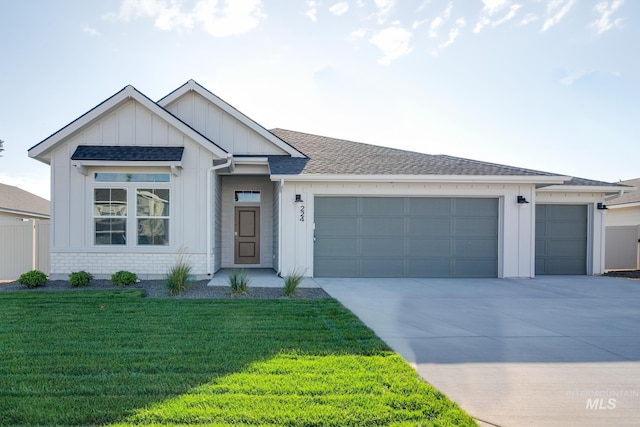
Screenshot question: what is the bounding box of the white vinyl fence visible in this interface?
[0,220,50,280]
[605,225,640,271]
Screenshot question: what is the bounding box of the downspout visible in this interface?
[278,179,284,276]
[207,154,234,276]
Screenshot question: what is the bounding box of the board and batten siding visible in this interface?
[47,99,220,279]
[278,181,539,279]
[164,92,288,156]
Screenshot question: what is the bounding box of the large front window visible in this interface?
[93,173,171,246]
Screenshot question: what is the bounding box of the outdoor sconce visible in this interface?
[517,195,529,204]
[295,194,304,203]
[597,203,608,210]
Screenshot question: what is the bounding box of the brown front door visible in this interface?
[234,207,260,264]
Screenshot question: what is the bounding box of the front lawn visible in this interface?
[0,290,475,426]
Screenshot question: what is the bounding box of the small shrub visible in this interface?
[111,270,138,287]
[283,269,305,297]
[69,271,93,287]
[228,269,250,295]
[166,257,192,296]
[18,270,47,288]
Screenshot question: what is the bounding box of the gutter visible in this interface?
[207,154,234,276]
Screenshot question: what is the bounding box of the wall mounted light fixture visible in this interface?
[517,195,529,204]
[597,202,608,210]
[295,194,304,203]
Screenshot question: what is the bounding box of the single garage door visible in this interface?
[535,204,588,275]
[314,197,498,278]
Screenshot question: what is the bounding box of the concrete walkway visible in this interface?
[316,276,640,427]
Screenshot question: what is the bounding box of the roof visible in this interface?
[606,178,640,206]
[29,85,227,164]
[71,145,184,161]
[269,128,561,177]
[0,183,50,218]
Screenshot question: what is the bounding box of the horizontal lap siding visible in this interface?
[314,197,498,278]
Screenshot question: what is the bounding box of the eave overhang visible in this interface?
[270,174,571,184]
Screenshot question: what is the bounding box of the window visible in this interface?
[93,174,171,246]
[235,191,261,203]
[137,189,169,245]
[94,189,127,245]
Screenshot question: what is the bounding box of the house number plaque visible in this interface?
[299,205,305,222]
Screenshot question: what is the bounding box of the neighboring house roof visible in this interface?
[71,146,184,161]
[0,183,50,218]
[606,178,640,206]
[29,85,228,163]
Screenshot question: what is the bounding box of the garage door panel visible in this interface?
[546,222,586,238]
[455,239,498,257]
[407,259,452,277]
[361,259,404,277]
[315,197,498,278]
[408,239,451,256]
[361,238,404,256]
[407,218,451,236]
[543,240,587,256]
[361,197,405,215]
[539,258,585,275]
[314,238,357,257]
[361,217,404,235]
[455,218,498,236]
[408,198,452,216]
[455,259,498,277]
[315,197,357,215]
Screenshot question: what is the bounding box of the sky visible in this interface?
[0,0,637,200]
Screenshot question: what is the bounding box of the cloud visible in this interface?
[560,70,593,85]
[590,0,624,34]
[440,18,465,49]
[369,26,412,65]
[542,0,576,32]
[474,0,522,33]
[429,2,452,38]
[305,0,318,21]
[519,13,538,25]
[82,26,101,37]
[329,2,349,16]
[105,0,266,37]
[374,0,395,24]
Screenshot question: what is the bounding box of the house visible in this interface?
[605,178,640,270]
[28,80,626,280]
[0,183,50,221]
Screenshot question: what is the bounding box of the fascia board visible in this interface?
[608,202,640,210]
[159,80,306,158]
[270,174,570,184]
[0,208,49,219]
[72,160,183,168]
[29,86,228,163]
[536,185,628,194]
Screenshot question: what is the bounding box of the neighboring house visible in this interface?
[28,80,626,280]
[605,178,640,270]
[0,183,50,221]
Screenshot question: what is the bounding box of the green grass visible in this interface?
[0,291,475,426]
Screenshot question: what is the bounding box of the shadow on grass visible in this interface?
[0,290,474,426]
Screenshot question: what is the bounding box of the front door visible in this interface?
[234,207,260,264]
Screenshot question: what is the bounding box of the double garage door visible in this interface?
[314,198,589,278]
[314,197,499,278]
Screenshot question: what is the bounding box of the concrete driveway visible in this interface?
[316,276,640,427]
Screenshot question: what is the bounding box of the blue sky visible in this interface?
[1,0,637,199]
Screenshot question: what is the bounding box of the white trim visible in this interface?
[271,174,570,184]
[29,85,228,163]
[536,185,625,193]
[72,160,183,176]
[0,208,49,219]
[158,80,306,158]
[608,202,640,209]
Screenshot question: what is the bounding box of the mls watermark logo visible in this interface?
[566,389,639,410]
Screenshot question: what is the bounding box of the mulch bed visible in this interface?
[603,270,640,279]
[0,279,331,300]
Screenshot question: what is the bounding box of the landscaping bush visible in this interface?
[283,269,305,297]
[17,270,47,288]
[69,271,92,287]
[228,269,249,295]
[166,258,192,296]
[111,270,138,287]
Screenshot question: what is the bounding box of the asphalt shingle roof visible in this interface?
[71,145,184,162]
[606,178,640,205]
[0,184,50,217]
